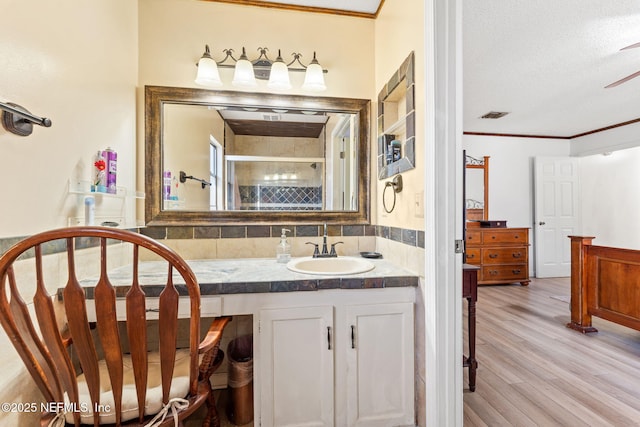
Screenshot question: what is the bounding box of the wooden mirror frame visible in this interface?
[465,155,489,221]
[145,85,371,226]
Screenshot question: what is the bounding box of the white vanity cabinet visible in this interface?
[343,302,415,427]
[259,301,414,427]
[259,305,335,427]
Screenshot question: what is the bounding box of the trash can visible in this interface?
[227,335,253,425]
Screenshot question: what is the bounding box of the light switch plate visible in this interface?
[415,192,424,218]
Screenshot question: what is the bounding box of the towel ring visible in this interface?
[383,174,403,213]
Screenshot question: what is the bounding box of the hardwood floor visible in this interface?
[463,277,640,426]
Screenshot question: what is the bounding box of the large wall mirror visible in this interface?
[145,86,370,225]
[465,154,489,221]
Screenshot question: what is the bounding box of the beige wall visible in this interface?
[374,0,426,232]
[164,103,222,210]
[137,0,376,205]
[374,2,427,425]
[0,1,137,421]
[0,0,138,238]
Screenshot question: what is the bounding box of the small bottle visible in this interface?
[93,150,107,192]
[163,171,172,200]
[391,139,402,162]
[276,228,291,263]
[84,196,95,226]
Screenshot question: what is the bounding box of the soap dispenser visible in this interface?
[276,228,291,263]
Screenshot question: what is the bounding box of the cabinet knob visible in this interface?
[489,253,498,259]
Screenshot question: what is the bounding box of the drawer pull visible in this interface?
[512,252,522,258]
[489,253,498,259]
[489,270,498,275]
[512,269,521,274]
[467,253,475,259]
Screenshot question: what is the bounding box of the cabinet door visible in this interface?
[260,306,334,427]
[345,302,414,427]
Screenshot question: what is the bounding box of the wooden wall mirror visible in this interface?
[145,86,370,226]
[465,154,489,221]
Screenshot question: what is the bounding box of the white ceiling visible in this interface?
[464,0,640,138]
[213,0,640,138]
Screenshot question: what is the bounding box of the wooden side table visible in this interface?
[463,263,479,391]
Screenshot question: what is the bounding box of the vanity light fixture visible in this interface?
[195,45,327,91]
[195,45,222,87]
[268,50,292,90]
[232,48,258,88]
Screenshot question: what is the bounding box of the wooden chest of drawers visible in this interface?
[465,227,530,286]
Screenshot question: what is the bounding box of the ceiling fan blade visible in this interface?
[621,41,640,50]
[605,69,640,88]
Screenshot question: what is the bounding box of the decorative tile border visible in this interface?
[0,235,119,261]
[0,224,424,259]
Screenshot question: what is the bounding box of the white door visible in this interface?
[344,303,414,427]
[259,306,334,427]
[534,156,580,277]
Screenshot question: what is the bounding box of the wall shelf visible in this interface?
[383,116,407,136]
[67,180,145,228]
[68,180,145,199]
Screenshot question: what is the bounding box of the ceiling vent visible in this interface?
[480,111,509,119]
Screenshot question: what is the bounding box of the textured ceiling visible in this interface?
[464,0,640,138]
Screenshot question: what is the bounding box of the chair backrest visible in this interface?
[0,226,201,426]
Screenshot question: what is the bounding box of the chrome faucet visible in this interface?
[306,223,343,258]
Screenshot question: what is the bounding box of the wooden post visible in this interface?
[566,236,598,333]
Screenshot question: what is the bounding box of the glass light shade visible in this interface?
[302,62,326,92]
[195,56,222,87]
[267,61,292,90]
[232,58,258,88]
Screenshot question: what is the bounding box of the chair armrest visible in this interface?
[198,316,232,354]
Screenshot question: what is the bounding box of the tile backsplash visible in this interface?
[0,225,424,273]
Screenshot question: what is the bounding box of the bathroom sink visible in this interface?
[286,256,375,275]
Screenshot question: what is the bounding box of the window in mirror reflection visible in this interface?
[162,103,359,212]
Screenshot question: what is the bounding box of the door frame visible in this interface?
[425,0,463,425]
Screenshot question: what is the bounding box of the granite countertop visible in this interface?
[73,257,419,298]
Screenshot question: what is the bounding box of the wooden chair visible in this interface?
[0,226,231,427]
